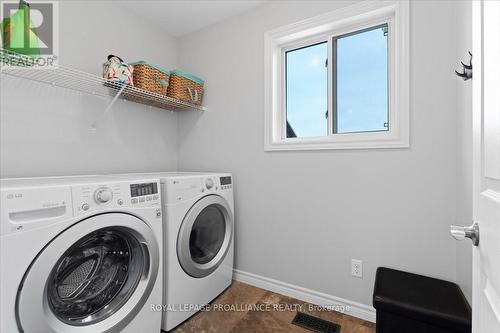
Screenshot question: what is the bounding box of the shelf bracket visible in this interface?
[90,85,126,129]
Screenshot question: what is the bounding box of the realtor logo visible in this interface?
[1,0,59,66]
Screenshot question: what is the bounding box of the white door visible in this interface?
[472,1,500,332]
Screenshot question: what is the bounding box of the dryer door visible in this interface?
[177,195,233,278]
[16,213,160,333]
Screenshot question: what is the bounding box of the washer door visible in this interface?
[177,195,233,278]
[16,213,159,333]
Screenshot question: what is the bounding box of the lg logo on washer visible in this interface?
[6,193,22,199]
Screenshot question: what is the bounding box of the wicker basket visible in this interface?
[131,61,170,96]
[167,70,204,105]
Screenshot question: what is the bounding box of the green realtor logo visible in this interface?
[1,0,54,56]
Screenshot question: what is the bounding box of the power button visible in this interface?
[82,203,90,211]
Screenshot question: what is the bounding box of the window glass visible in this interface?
[189,205,226,264]
[47,228,144,325]
[335,25,389,133]
[285,42,328,138]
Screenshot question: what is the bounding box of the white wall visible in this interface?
[0,1,178,178]
[177,0,462,307]
[454,0,473,302]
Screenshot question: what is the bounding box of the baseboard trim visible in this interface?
[233,269,376,323]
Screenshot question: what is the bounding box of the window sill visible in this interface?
[264,131,410,151]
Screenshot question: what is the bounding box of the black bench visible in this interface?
[373,267,471,333]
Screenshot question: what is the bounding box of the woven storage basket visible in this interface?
[167,70,204,105]
[131,61,170,96]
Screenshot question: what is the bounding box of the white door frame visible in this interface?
[471,1,500,332]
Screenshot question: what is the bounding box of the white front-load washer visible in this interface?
[111,172,234,331]
[0,175,163,333]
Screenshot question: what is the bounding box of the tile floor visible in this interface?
[172,281,375,333]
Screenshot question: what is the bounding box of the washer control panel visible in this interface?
[129,181,160,205]
[73,179,161,215]
[94,187,113,204]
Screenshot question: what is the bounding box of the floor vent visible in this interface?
[291,312,341,333]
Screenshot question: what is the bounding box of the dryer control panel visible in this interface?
[219,176,232,190]
[164,174,233,204]
[73,180,161,216]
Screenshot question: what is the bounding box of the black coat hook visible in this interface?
[456,51,472,80]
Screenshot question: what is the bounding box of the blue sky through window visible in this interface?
[336,26,388,133]
[286,42,328,138]
[285,26,388,137]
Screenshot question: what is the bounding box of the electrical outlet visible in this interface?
[351,259,363,278]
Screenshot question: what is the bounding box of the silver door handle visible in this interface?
[450,222,479,246]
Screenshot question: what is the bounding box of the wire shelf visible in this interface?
[0,48,207,112]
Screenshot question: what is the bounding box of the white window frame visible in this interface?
[264,1,410,151]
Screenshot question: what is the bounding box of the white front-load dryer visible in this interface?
[0,175,163,333]
[110,172,234,331]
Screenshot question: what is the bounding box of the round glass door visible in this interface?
[190,206,226,264]
[47,227,144,326]
[178,195,233,278]
[16,213,159,333]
